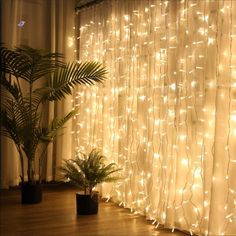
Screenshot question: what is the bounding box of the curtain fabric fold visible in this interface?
[75,0,236,235]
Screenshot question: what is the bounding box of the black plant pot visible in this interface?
[76,192,99,215]
[21,183,42,204]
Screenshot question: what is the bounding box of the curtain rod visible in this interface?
[75,0,104,11]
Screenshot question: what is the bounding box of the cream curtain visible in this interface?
[0,0,75,187]
[75,0,236,235]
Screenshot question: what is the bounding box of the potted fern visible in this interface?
[60,149,121,215]
[0,45,107,204]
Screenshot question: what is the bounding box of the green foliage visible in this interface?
[0,45,107,184]
[60,149,121,195]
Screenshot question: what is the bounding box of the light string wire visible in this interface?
[183,1,200,234]
[128,0,137,212]
[172,0,180,230]
[164,1,171,227]
[178,1,193,233]
[155,1,164,226]
[152,1,158,224]
[223,0,233,234]
[208,1,222,234]
[145,0,153,217]
[199,1,208,235]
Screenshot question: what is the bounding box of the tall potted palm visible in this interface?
[0,45,107,204]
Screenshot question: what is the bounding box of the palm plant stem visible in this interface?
[18,147,25,183]
[38,143,50,183]
[28,159,33,183]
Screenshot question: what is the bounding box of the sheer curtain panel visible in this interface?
[75,0,236,235]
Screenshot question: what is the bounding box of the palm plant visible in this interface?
[0,45,107,185]
[61,149,121,195]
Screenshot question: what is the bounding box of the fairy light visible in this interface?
[74,0,236,235]
[67,36,74,47]
[208,37,214,45]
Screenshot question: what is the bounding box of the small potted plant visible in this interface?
[60,149,121,215]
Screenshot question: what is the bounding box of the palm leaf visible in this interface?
[14,45,65,82]
[40,107,79,142]
[0,74,21,100]
[45,61,107,101]
[0,108,21,145]
[1,45,65,83]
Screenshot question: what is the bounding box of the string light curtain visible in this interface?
[74,0,236,235]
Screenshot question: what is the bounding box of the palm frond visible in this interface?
[40,108,79,142]
[45,61,107,101]
[1,45,65,83]
[0,74,21,100]
[0,46,28,79]
[0,108,21,145]
[0,97,41,160]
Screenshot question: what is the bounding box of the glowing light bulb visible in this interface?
[232,70,236,78]
[67,36,74,47]
[139,95,146,101]
[163,96,167,103]
[170,83,176,91]
[180,135,186,141]
[191,80,197,87]
[155,52,161,60]
[162,212,166,220]
[231,115,236,122]
[208,37,214,45]
[181,159,188,166]
[154,153,160,159]
[218,64,223,71]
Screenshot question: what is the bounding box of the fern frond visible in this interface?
[60,149,121,194]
